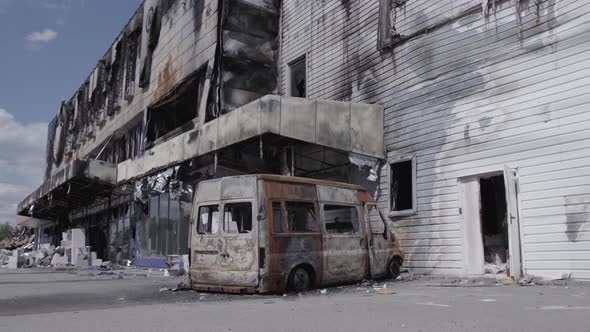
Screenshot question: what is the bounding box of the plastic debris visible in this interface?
[518,275,536,286]
[375,288,396,295]
[320,289,327,295]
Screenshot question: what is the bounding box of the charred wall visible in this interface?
[217,0,281,114]
[280,0,590,279]
[44,0,220,180]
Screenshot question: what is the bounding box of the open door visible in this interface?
[365,204,390,279]
[503,166,523,278]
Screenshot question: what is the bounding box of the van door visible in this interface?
[191,203,222,286]
[321,204,366,284]
[365,204,390,278]
[217,200,259,287]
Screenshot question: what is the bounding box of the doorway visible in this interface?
[460,167,522,277]
[480,175,509,274]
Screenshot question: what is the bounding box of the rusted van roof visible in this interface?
[255,174,366,191]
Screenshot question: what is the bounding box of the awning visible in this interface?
[17,159,117,220]
[118,95,384,182]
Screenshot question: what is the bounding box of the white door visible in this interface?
[503,166,523,278]
[460,177,485,275]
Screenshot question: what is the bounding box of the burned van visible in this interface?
[189,175,404,293]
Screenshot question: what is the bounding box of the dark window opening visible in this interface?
[272,201,283,234]
[224,202,253,234]
[125,30,141,99]
[378,0,407,50]
[390,160,413,212]
[286,201,317,232]
[146,70,206,148]
[198,205,220,234]
[97,121,142,164]
[107,40,124,115]
[324,205,360,234]
[288,56,306,98]
[480,175,509,266]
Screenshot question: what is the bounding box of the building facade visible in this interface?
[279,0,590,280]
[19,0,590,279]
[17,0,384,268]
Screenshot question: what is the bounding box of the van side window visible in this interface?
[198,205,220,234]
[224,202,252,234]
[272,202,283,233]
[324,205,360,234]
[286,201,317,232]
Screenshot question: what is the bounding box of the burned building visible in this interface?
[18,0,590,280]
[277,0,590,280]
[17,0,384,268]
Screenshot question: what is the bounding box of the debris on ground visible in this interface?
[397,269,414,281]
[484,262,507,275]
[375,288,396,295]
[0,227,34,251]
[497,276,515,286]
[518,275,536,286]
[175,274,192,291]
[320,289,327,295]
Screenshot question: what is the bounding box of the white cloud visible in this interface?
[0,109,47,224]
[25,28,58,43]
[0,184,30,224]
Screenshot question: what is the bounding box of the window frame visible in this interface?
[286,54,307,98]
[271,199,320,235]
[221,200,255,236]
[321,203,362,235]
[377,0,406,50]
[388,154,417,217]
[196,204,221,235]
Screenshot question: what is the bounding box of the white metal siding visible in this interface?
[281,0,590,279]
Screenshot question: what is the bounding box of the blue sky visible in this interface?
[0,0,142,223]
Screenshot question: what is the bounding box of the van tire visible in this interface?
[388,259,401,280]
[288,267,312,292]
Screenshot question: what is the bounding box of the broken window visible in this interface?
[125,31,141,99]
[139,193,191,258]
[390,157,416,214]
[287,56,306,98]
[378,0,407,50]
[139,3,161,88]
[223,202,253,234]
[272,201,283,234]
[286,201,317,232]
[146,70,206,148]
[198,205,220,234]
[108,204,132,263]
[324,205,360,234]
[107,41,124,115]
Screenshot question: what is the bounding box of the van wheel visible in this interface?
[289,267,312,292]
[389,259,401,280]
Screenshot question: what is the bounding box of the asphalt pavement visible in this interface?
[0,269,589,332]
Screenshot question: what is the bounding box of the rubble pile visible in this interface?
[0,227,34,251]
[0,228,106,270]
